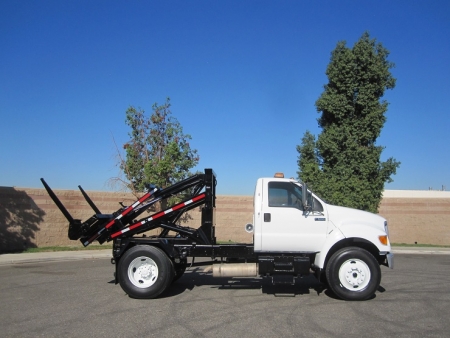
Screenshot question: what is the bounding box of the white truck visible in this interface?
[41,168,393,301]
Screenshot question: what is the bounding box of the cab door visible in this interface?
[260,180,328,252]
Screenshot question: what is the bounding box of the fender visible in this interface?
[339,222,391,252]
[314,222,391,269]
[314,223,345,269]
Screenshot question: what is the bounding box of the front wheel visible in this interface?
[118,245,174,299]
[325,247,381,301]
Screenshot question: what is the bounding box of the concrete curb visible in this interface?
[391,247,450,255]
[0,250,112,266]
[0,247,449,266]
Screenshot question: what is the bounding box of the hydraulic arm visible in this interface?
[41,169,217,247]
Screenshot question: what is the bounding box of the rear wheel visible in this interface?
[118,245,174,299]
[326,247,381,301]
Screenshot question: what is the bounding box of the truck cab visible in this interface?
[253,175,329,252]
[252,173,393,299]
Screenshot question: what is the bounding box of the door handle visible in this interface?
[264,213,271,222]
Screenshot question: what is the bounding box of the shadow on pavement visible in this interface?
[159,267,330,299]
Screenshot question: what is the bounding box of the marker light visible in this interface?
[274,172,284,178]
[379,235,389,246]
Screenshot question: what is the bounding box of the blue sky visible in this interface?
[1,0,449,195]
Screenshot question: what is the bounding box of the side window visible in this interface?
[268,182,303,210]
[268,181,324,213]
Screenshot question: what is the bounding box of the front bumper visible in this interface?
[386,252,394,269]
[380,251,394,268]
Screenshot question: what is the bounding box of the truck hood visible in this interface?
[326,204,386,233]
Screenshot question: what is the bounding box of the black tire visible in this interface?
[325,247,381,301]
[172,258,187,283]
[118,245,174,299]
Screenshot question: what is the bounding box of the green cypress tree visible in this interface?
[297,32,400,213]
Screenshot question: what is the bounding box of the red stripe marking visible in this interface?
[129,221,143,231]
[172,204,184,211]
[138,192,152,203]
[120,205,133,217]
[111,233,119,239]
[105,191,153,229]
[110,193,206,239]
[110,232,120,239]
[192,193,206,202]
[153,211,165,219]
[105,220,115,229]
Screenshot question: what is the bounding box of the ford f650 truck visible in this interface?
[41,168,393,301]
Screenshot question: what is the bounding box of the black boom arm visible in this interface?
[41,169,217,247]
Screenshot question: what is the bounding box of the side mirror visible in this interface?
[301,182,310,215]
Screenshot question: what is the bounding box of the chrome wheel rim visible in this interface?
[338,258,371,291]
[128,256,159,288]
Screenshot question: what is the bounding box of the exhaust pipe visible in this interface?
[212,263,258,278]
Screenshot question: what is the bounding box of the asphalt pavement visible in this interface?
[0,246,449,266]
[1,253,450,337]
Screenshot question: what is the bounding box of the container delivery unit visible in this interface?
[41,168,393,301]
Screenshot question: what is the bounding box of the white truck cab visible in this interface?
[252,173,393,300]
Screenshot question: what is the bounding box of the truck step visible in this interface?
[273,261,294,272]
[272,275,295,285]
[259,256,310,276]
